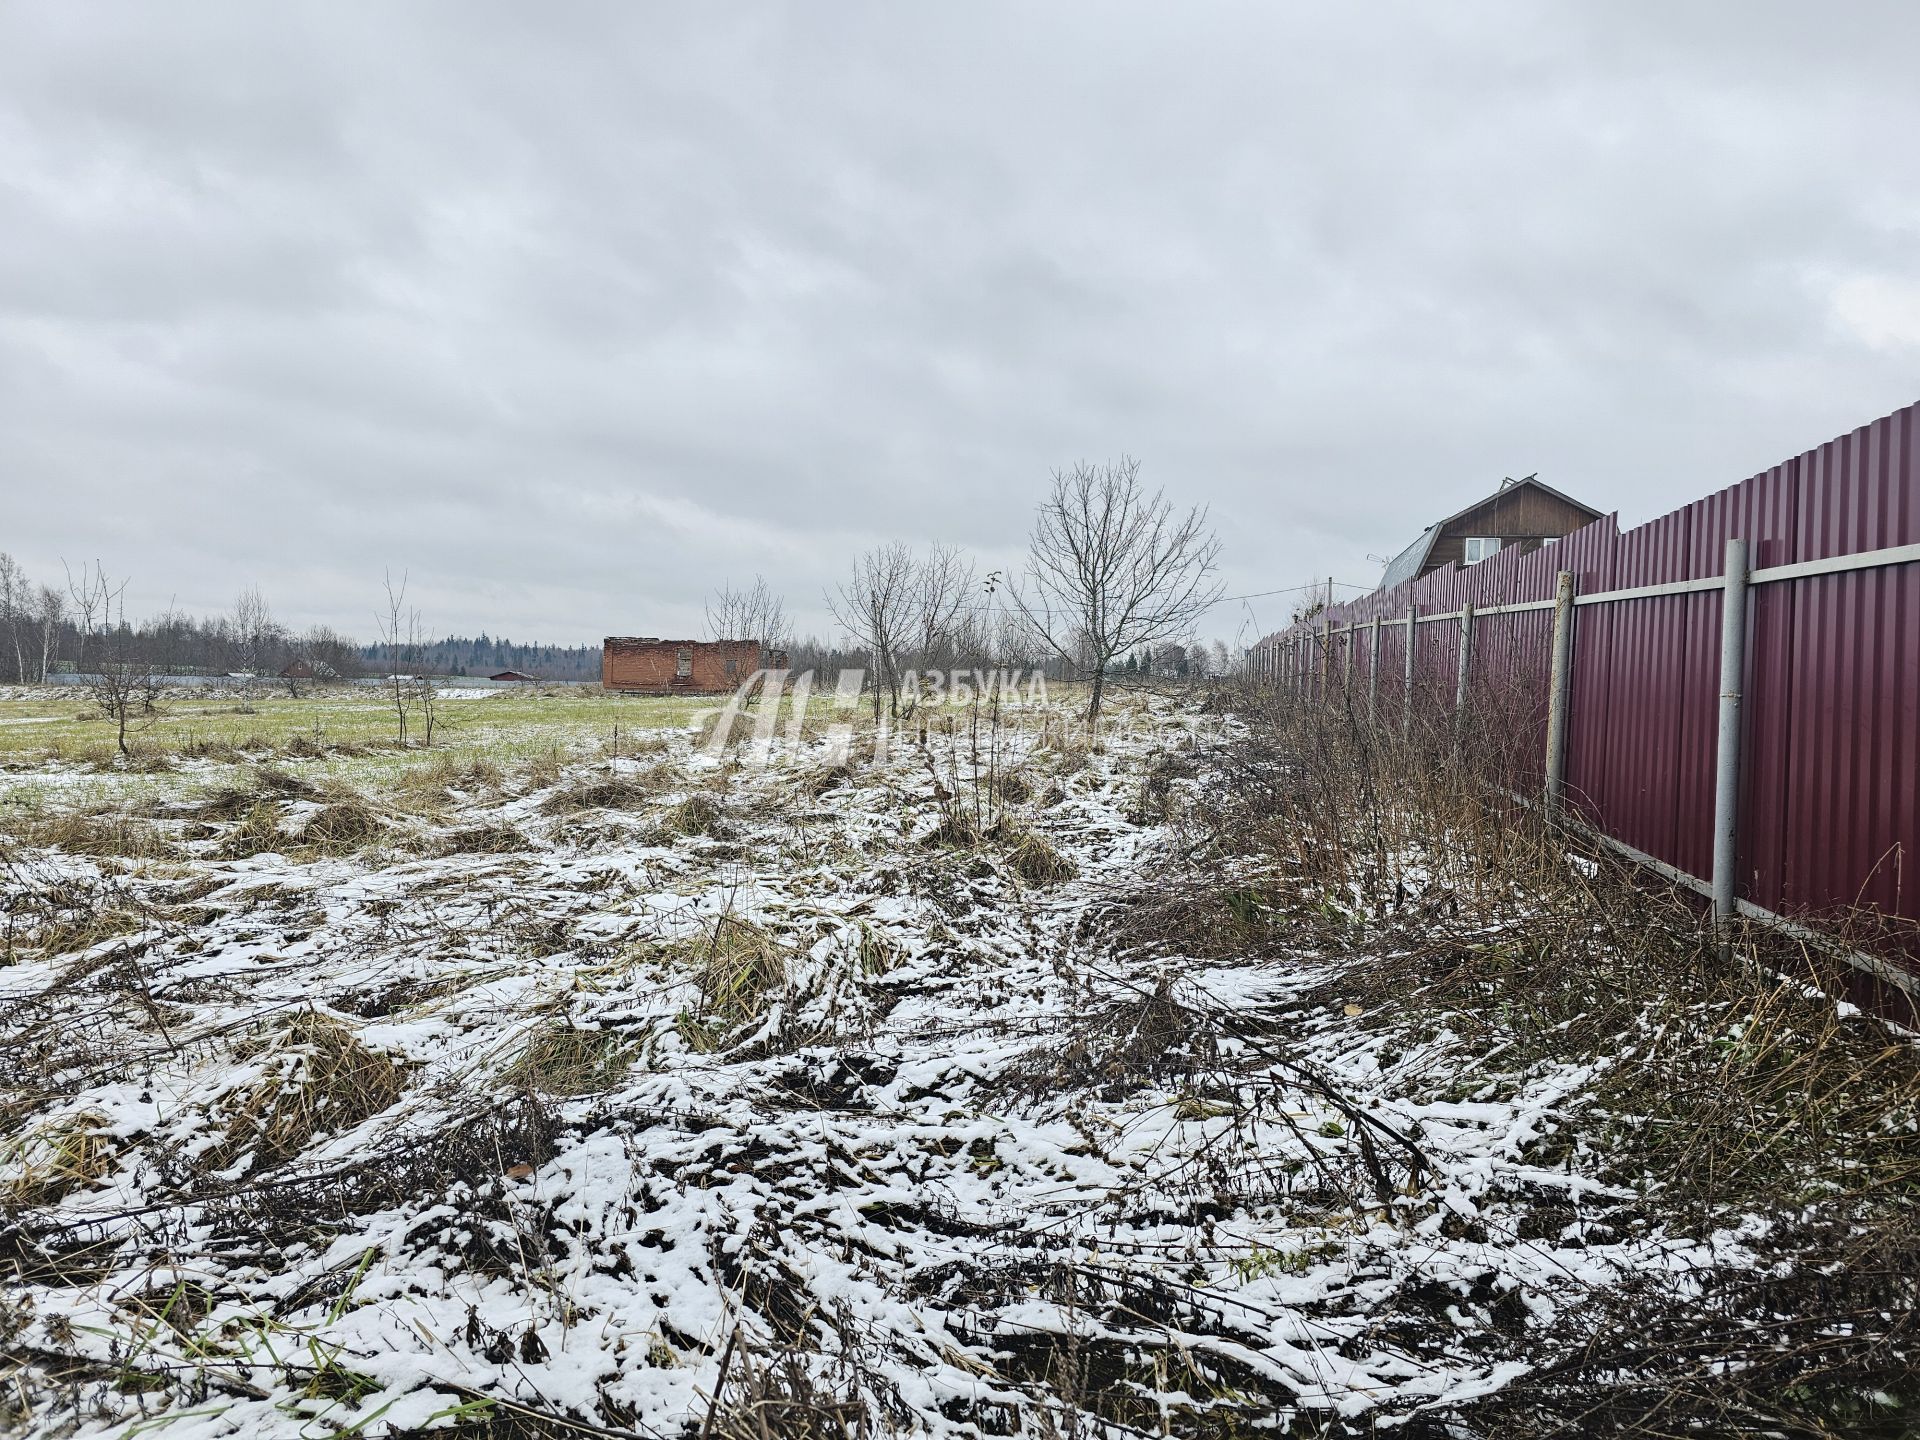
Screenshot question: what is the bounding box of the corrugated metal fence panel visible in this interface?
[1558,518,1621,826]
[1786,405,1920,920]
[1255,398,1919,973]
[1466,540,1561,792]
[1418,566,1464,713]
[1688,461,1799,903]
[1591,506,1696,871]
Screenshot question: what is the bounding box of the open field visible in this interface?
[1,685,1915,1438]
[0,686,704,768]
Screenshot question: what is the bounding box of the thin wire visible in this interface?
[969,578,1374,617]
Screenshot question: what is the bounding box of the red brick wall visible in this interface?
[601,638,767,694]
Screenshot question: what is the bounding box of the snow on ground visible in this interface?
[0,697,1763,1436]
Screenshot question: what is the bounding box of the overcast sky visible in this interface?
[4,3,1918,648]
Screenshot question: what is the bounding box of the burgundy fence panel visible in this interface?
[1257,398,1920,983]
[1556,518,1620,826]
[1786,409,1920,919]
[1592,508,1695,866]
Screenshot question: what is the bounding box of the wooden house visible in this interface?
[1376,476,1602,591]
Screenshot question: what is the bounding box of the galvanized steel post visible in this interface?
[1544,570,1576,809]
[1455,601,1475,714]
[1402,603,1417,737]
[1712,538,1749,953]
[1367,615,1382,723]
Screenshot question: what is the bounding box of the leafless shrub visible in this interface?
[66,560,162,756]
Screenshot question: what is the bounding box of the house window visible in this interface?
[1463,536,1503,564]
[675,648,692,678]
[724,658,738,679]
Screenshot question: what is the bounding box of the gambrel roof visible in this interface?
[1376,477,1602,591]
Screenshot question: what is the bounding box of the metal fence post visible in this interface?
[1455,601,1475,714]
[1320,619,1332,703]
[1344,623,1355,692]
[1712,538,1750,955]
[1544,570,1577,809]
[1368,615,1382,723]
[1402,603,1417,737]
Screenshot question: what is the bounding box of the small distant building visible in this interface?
[1376,476,1603,591]
[490,670,537,683]
[602,637,787,695]
[279,659,339,681]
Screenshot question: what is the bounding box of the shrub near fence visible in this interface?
[1256,398,1920,999]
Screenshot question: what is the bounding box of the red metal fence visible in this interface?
[1254,399,1920,990]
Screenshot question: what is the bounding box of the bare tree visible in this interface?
[1008,457,1222,720]
[705,576,790,655]
[375,571,435,745]
[231,584,278,676]
[412,611,439,746]
[66,560,158,755]
[34,586,63,683]
[905,543,974,702]
[0,552,25,683]
[827,543,918,720]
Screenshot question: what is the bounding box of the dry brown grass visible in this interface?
[503,1021,635,1095]
[432,822,533,856]
[667,916,790,1053]
[7,808,181,862]
[538,768,660,815]
[665,792,728,838]
[0,1111,120,1205]
[197,765,317,820]
[212,1011,404,1171]
[297,785,395,855]
[1135,679,1920,1436]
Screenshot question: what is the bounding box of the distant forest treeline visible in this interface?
[0,552,611,684]
[1,551,1233,688]
[360,637,601,681]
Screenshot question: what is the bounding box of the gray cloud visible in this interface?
[4,1,1919,647]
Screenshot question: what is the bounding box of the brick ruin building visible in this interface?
[600,637,787,694]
